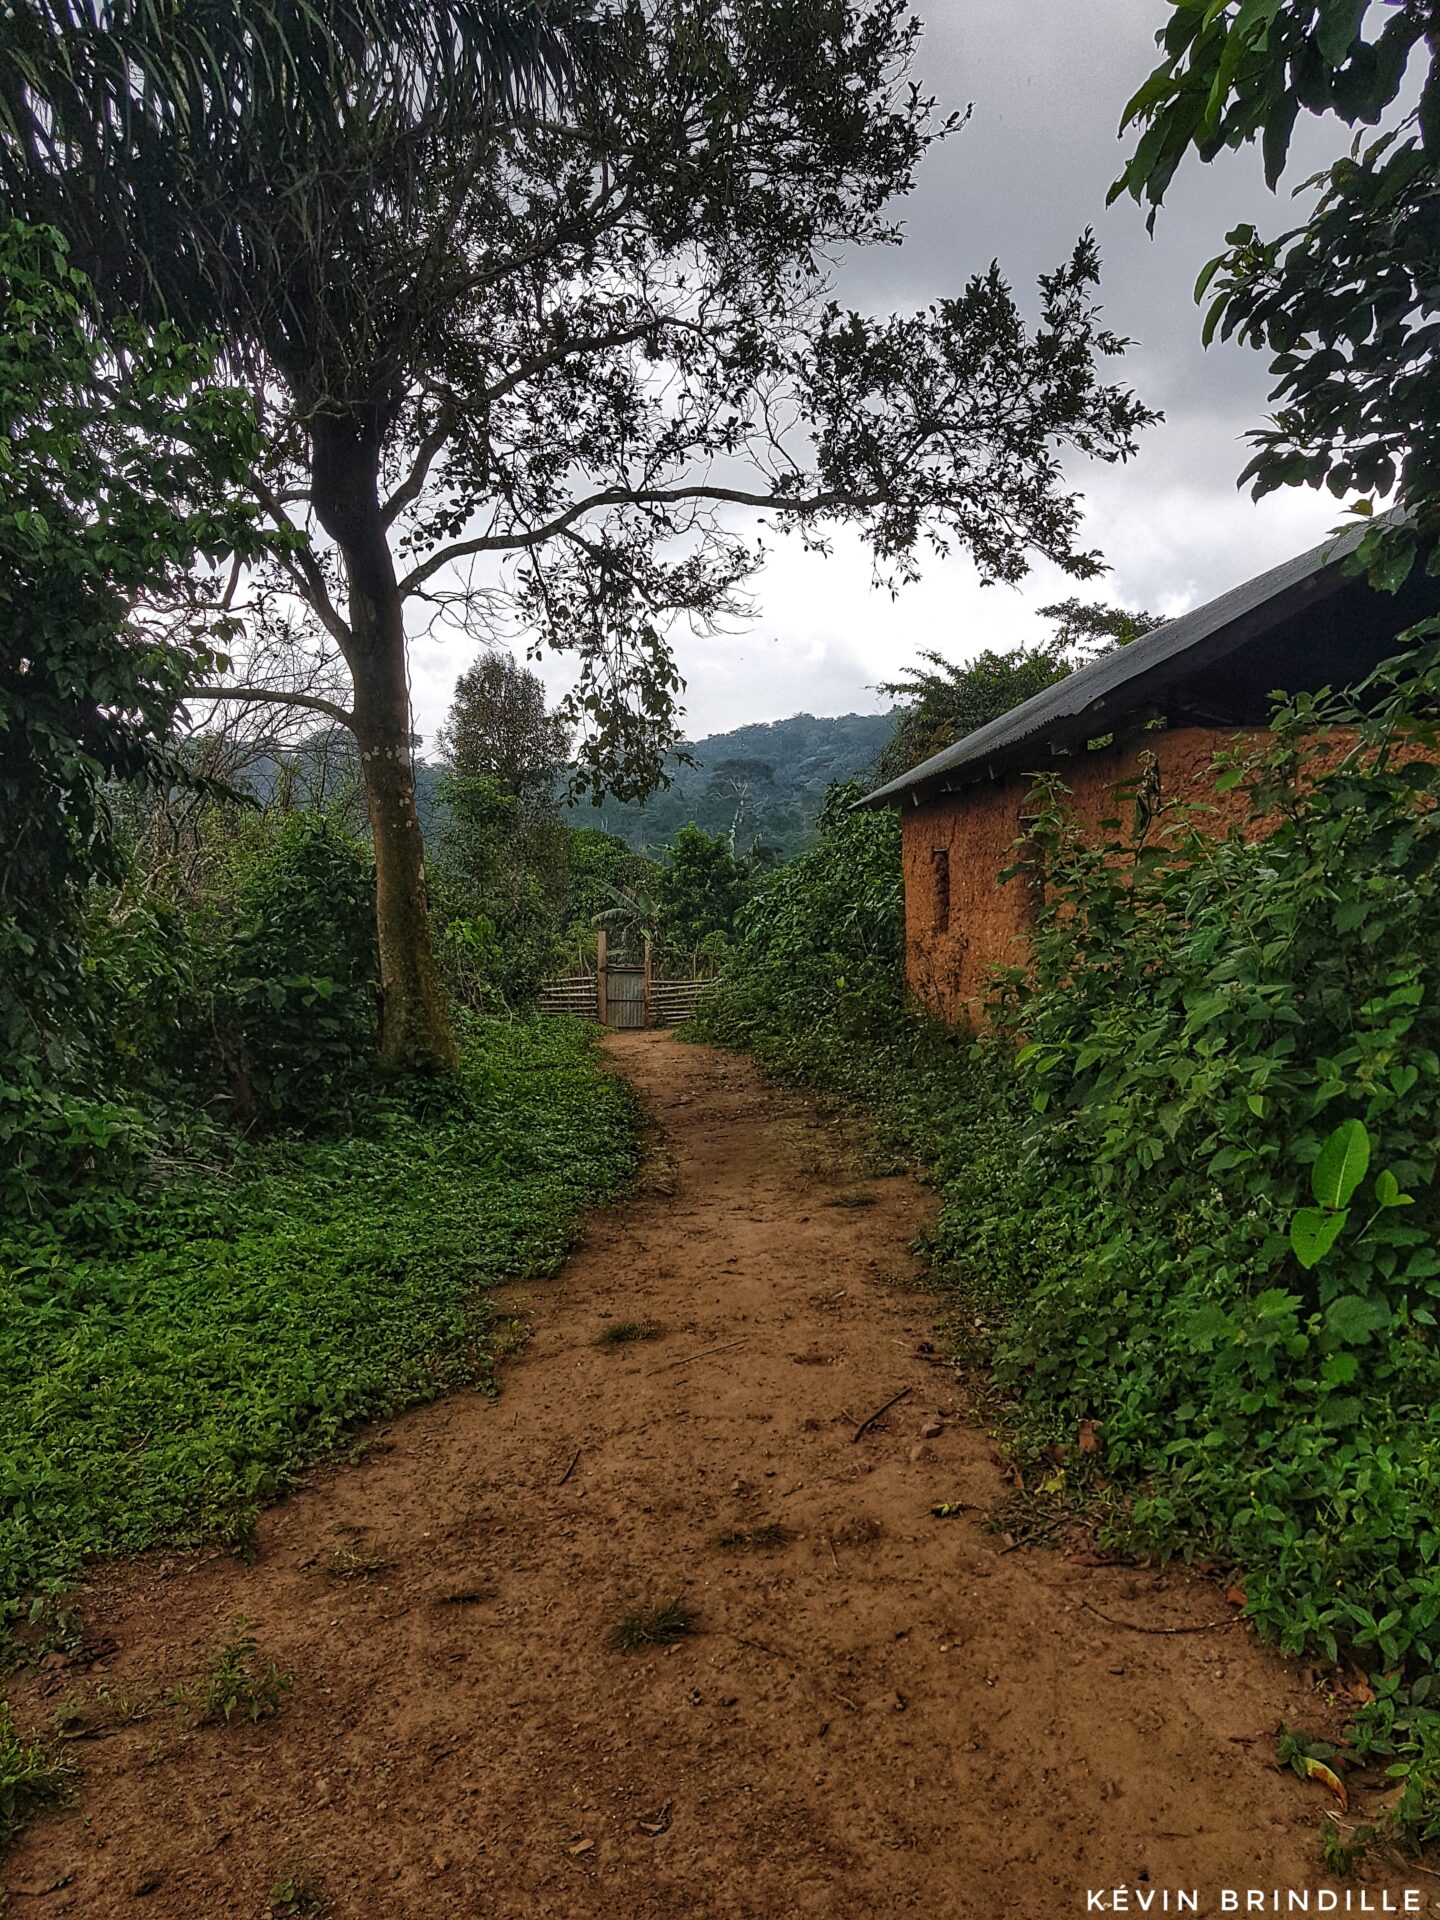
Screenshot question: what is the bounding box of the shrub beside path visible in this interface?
[4,1033,1423,1918]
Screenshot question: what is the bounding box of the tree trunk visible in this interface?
[311,413,458,1073]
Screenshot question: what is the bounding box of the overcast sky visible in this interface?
[407,1,1351,750]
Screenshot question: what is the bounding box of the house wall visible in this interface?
[901,727,1276,1026]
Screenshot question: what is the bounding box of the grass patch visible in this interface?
[822,1191,877,1209]
[0,1703,72,1856]
[596,1319,661,1346]
[0,1018,636,1638]
[613,1598,696,1652]
[325,1540,395,1583]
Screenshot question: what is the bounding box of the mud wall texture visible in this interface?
[901,727,1278,1027]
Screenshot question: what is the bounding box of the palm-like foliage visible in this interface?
[0,0,598,331]
[589,879,662,957]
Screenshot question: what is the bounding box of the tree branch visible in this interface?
[187,685,355,729]
[244,472,352,648]
[382,399,457,527]
[398,481,870,595]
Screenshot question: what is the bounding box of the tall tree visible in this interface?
[1112,1,1438,582]
[437,654,570,803]
[1,0,598,1073]
[657,825,749,960]
[5,1,1155,1070]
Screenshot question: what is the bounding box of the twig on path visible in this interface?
[851,1385,912,1444]
[826,1531,840,1573]
[557,1447,581,1487]
[997,1514,1068,1556]
[1080,1598,1240,1636]
[646,1337,748,1376]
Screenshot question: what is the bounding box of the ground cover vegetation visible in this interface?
[0,1012,635,1641]
[0,190,636,1688]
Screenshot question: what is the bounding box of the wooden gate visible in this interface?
[605,966,646,1029]
[537,932,715,1029]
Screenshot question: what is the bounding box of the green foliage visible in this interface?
[215,811,378,1126]
[569,711,899,859]
[176,1615,291,1727]
[613,1598,695,1652]
[0,1019,635,1632]
[876,603,1161,782]
[564,830,659,933]
[984,672,1440,1674]
[267,1873,329,1919]
[0,221,271,1211]
[431,773,570,1009]
[439,652,570,804]
[1114,2,1438,555]
[656,826,750,961]
[596,1319,661,1346]
[878,645,1074,781]
[692,783,903,1077]
[700,657,1440,1846]
[0,1703,71,1857]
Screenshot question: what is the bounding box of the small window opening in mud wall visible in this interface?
[929,848,950,934]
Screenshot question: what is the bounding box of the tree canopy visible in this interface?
[876,600,1162,780]
[1113,0,1438,573]
[438,652,570,803]
[4,0,1156,1070]
[0,222,271,1119]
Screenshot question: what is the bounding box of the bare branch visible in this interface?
[382,398,457,527]
[245,472,352,647]
[188,685,355,729]
[398,481,867,596]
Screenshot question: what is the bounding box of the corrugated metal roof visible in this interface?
[858,517,1379,809]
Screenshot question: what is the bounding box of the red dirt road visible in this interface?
[4,1032,1426,1918]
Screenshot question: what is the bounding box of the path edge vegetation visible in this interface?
[690,668,1440,1858]
[0,1017,638,1674]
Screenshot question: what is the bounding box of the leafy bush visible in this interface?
[211,810,378,1125]
[0,1018,635,1633]
[987,671,1440,1676]
[430,773,569,1009]
[693,783,904,1077]
[0,222,270,1215]
[656,825,750,961]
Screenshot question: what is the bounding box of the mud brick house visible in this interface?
[859,522,1440,1027]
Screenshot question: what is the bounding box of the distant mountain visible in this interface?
[564,709,900,856]
[236,708,900,859]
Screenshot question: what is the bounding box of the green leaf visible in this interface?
[1291,1207,1348,1270]
[1320,1351,1359,1387]
[1316,0,1366,67]
[1373,1168,1411,1208]
[1325,1294,1392,1343]
[1311,1119,1370,1210]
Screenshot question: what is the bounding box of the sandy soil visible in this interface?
[4,1032,1428,1919]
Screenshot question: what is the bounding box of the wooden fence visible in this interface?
[537,933,715,1030]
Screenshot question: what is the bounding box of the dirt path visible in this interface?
[5,1033,1422,1918]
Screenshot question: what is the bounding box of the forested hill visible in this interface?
[564,709,900,855]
